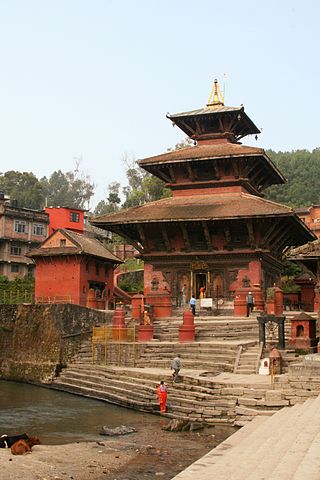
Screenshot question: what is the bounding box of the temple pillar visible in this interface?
[112,305,127,341]
[131,294,144,321]
[179,310,195,342]
[275,286,283,315]
[314,287,319,313]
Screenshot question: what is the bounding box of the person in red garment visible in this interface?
[157,381,168,413]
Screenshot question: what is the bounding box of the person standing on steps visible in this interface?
[171,354,181,383]
[246,291,255,317]
[190,294,196,316]
[157,380,168,413]
[181,284,187,307]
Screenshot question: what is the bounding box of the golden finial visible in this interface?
[207,78,224,107]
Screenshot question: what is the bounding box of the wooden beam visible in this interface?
[157,168,172,183]
[224,225,232,243]
[260,220,281,248]
[246,219,255,248]
[161,225,172,252]
[180,224,191,251]
[168,165,176,183]
[202,221,212,251]
[137,225,149,252]
[268,222,288,247]
[111,226,144,254]
[180,120,196,136]
[186,164,196,182]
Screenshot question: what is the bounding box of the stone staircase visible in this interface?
[235,343,261,374]
[153,316,260,342]
[172,393,320,480]
[134,341,248,373]
[51,363,291,426]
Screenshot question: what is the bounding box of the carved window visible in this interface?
[10,244,22,256]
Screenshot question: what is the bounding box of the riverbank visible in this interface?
[1,421,235,480]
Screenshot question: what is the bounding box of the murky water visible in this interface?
[0,380,160,445]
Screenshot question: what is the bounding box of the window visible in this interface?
[60,239,66,247]
[14,220,27,233]
[70,212,80,223]
[11,264,20,273]
[95,262,100,275]
[10,245,21,256]
[33,223,45,236]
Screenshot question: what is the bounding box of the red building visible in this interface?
[296,205,320,238]
[92,80,315,316]
[45,206,85,235]
[28,228,121,308]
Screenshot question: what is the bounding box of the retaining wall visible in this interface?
[0,304,112,383]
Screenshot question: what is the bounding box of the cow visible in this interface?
[0,433,29,448]
[11,436,41,455]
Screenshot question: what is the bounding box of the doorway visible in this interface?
[194,273,207,299]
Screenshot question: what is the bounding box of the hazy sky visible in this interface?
[0,0,319,208]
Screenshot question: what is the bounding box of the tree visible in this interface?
[41,164,95,210]
[0,171,45,209]
[265,149,320,207]
[94,182,121,215]
[122,155,171,208]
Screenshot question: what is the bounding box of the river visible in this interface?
[0,379,161,445]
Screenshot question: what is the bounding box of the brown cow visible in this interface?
[11,436,41,455]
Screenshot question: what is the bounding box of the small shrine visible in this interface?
[92,80,315,316]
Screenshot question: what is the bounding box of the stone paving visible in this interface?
[171,393,320,479]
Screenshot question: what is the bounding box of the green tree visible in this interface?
[122,155,171,208]
[41,164,95,209]
[265,149,320,207]
[94,182,121,215]
[0,171,45,209]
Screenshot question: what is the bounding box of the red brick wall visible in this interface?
[35,257,82,304]
[34,255,114,307]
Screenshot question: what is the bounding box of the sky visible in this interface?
[0,0,319,209]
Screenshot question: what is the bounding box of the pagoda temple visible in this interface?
[92,80,315,316]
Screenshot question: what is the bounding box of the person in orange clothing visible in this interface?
[157,380,168,413]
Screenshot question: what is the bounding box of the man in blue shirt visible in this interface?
[190,294,196,316]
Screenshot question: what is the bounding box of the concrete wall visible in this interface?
[0,303,112,383]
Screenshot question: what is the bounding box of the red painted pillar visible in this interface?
[314,288,319,313]
[112,305,127,341]
[138,324,154,342]
[234,288,249,316]
[131,294,144,321]
[275,287,283,315]
[179,310,195,342]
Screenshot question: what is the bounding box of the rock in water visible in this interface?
[99,425,136,436]
[162,420,204,432]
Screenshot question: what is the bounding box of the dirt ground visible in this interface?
[1,421,236,480]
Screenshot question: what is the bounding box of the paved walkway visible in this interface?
[172,393,320,479]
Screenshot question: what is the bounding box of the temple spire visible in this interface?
[207,78,224,107]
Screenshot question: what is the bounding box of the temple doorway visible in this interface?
[194,273,207,299]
